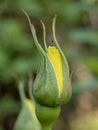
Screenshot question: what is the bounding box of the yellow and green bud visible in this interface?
[14,79,41,130]
[14,99,41,130]
[25,13,71,107]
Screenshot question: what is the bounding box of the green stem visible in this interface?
[17,79,25,101]
[36,104,60,130]
[41,124,52,130]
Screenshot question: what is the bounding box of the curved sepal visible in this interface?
[52,15,72,105]
[23,10,46,57]
[33,56,59,107]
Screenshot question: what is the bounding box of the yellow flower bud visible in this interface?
[14,99,41,130]
[25,12,72,107]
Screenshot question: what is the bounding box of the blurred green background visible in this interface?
[0,0,98,130]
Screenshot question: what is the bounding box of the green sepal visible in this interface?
[58,51,72,105]
[33,55,60,107]
[24,10,46,57]
[52,15,72,105]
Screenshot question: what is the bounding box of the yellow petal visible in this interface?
[26,99,38,121]
[47,46,63,95]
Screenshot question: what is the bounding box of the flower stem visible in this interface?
[17,79,25,101]
[41,124,52,130]
[36,104,60,130]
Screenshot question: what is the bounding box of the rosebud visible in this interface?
[14,99,41,130]
[25,13,71,107]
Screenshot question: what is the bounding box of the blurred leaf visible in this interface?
[0,20,33,52]
[0,50,11,81]
[0,126,4,130]
[59,3,89,23]
[21,0,43,16]
[81,0,97,5]
[0,50,10,68]
[43,1,93,24]
[69,29,98,45]
[0,0,43,15]
[0,19,41,77]
[10,58,35,75]
[82,57,98,74]
[0,96,20,116]
[73,78,98,95]
[0,0,20,12]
